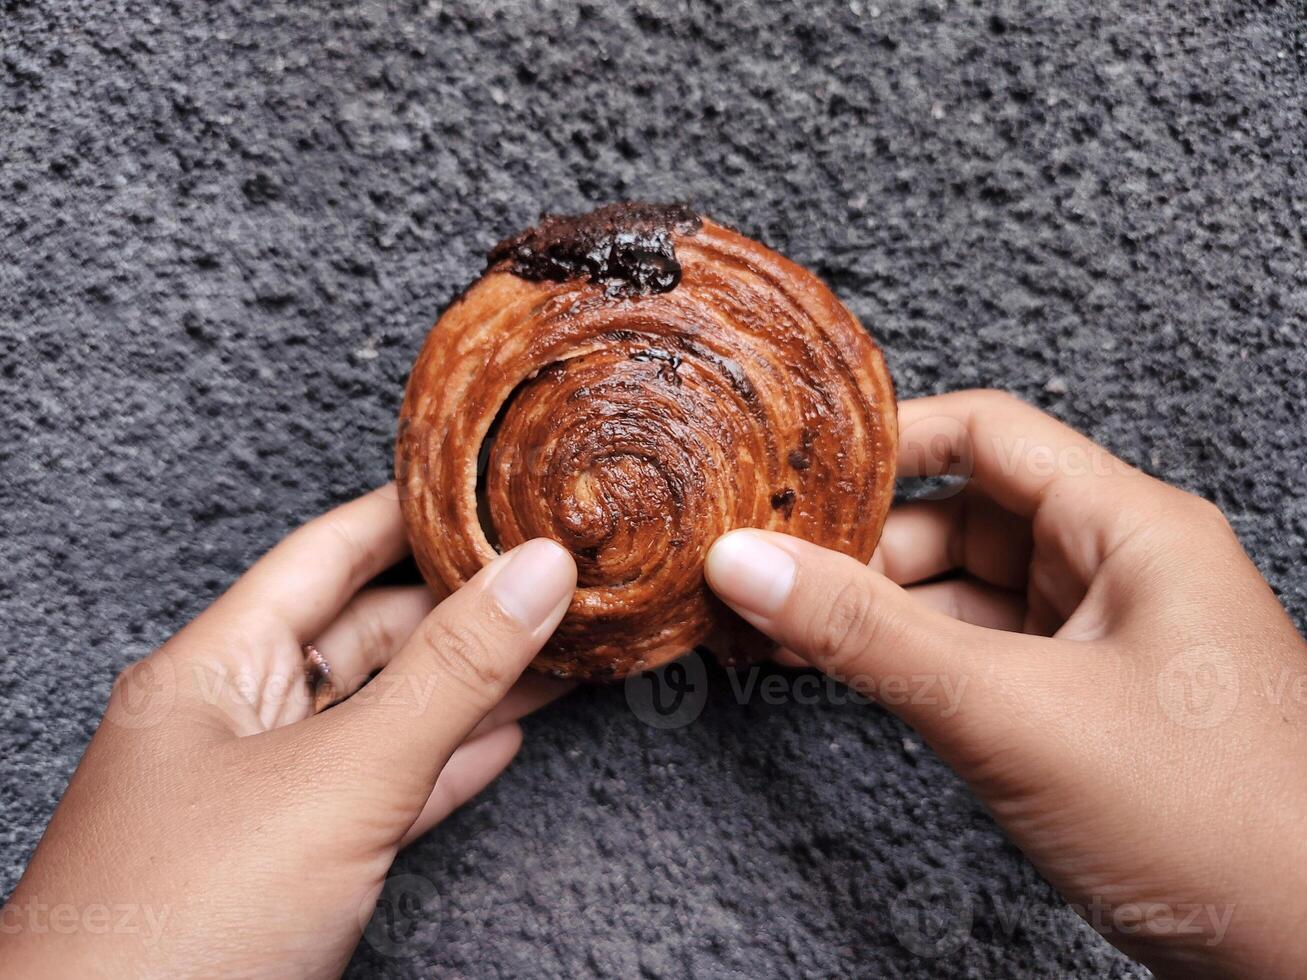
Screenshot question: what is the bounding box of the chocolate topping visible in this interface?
[770,488,797,518]
[488,202,702,296]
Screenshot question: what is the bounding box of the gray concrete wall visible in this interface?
[3,1,1304,976]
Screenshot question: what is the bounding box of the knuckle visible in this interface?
[1180,493,1237,544]
[805,578,878,671]
[974,388,1025,411]
[1185,494,1229,527]
[418,616,507,693]
[1155,487,1231,536]
[104,651,180,728]
[110,658,147,696]
[220,612,291,671]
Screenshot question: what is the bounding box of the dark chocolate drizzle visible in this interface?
[488,202,702,297]
[770,488,797,518]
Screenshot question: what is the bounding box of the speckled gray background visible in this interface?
[3,0,1304,976]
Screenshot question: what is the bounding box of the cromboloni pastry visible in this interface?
[396,203,897,680]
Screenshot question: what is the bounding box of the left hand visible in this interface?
[0,484,577,979]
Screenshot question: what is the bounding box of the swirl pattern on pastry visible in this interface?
[397,203,897,680]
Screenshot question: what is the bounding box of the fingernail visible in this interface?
[705,530,796,619]
[489,539,576,628]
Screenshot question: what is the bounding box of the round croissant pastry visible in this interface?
[396,203,897,680]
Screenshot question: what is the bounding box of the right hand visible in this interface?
[705,389,1307,979]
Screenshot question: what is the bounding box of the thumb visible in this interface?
[704,529,1038,737]
[314,538,576,792]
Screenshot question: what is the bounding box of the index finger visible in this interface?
[210,483,412,642]
[896,389,1140,518]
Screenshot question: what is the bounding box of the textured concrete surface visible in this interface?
[3,0,1305,976]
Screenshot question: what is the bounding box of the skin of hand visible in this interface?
[0,485,578,979]
[706,389,1307,980]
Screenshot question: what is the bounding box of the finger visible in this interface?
[781,516,1029,666]
[214,483,411,642]
[311,586,436,699]
[317,538,575,800]
[400,723,523,847]
[896,389,1139,518]
[878,494,1032,590]
[894,390,1174,587]
[468,672,574,739]
[705,529,1053,736]
[906,578,1027,632]
[170,584,436,737]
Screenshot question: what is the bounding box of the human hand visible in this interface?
[704,389,1307,979]
[0,485,577,979]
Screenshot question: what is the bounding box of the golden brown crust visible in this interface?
[396,210,897,680]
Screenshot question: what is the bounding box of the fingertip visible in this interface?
[529,537,579,586]
[480,718,524,754]
[369,480,404,507]
[704,529,744,592]
[486,538,577,631]
[705,529,797,620]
